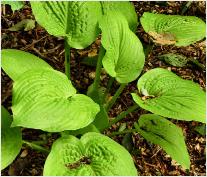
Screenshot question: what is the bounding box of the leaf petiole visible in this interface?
[102,77,115,104]
[64,39,71,80]
[93,45,105,90]
[22,140,50,154]
[108,104,139,128]
[105,83,127,112]
[108,129,137,137]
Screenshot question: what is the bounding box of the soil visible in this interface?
[1,1,206,176]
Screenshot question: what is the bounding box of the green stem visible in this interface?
[105,83,127,111]
[181,1,192,15]
[134,122,141,133]
[93,45,105,90]
[22,140,49,154]
[108,129,137,137]
[189,58,205,70]
[64,39,71,79]
[102,77,115,104]
[108,104,139,127]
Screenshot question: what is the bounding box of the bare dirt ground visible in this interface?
[1,1,206,176]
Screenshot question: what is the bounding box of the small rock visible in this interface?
[20,150,28,158]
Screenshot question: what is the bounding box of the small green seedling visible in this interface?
[1,1,206,176]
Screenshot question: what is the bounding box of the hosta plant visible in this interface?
[1,1,206,175]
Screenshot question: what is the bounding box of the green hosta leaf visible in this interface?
[99,11,145,83]
[101,1,138,32]
[12,69,100,132]
[1,106,22,170]
[132,68,206,123]
[8,19,35,31]
[1,49,52,81]
[158,53,188,67]
[44,132,137,176]
[2,1,24,11]
[140,12,206,46]
[31,1,102,49]
[135,114,190,169]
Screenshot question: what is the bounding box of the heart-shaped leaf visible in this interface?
[132,68,206,123]
[1,49,52,81]
[99,11,145,83]
[31,1,102,49]
[135,114,190,169]
[12,69,100,132]
[140,12,206,46]
[43,132,137,176]
[1,106,22,170]
[101,1,138,32]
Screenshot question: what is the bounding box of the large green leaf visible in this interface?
[1,49,52,81]
[132,68,206,123]
[99,11,145,83]
[101,1,138,32]
[140,12,206,46]
[44,132,137,176]
[1,106,22,170]
[135,114,190,169]
[12,69,100,132]
[31,1,102,49]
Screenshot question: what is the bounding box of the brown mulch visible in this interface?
[1,1,206,176]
